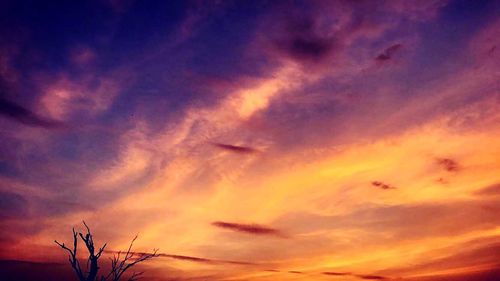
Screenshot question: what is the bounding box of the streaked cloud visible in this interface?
[211,143,258,154]
[322,271,351,276]
[212,221,285,238]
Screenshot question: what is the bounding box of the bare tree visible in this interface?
[55,221,106,281]
[55,221,158,281]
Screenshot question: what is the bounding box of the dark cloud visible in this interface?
[402,267,500,281]
[322,271,389,279]
[356,274,388,280]
[380,236,500,278]
[272,14,336,63]
[436,158,460,172]
[264,269,280,272]
[0,97,65,129]
[286,36,333,62]
[322,271,351,276]
[371,181,396,190]
[488,45,496,55]
[161,254,214,264]
[212,221,285,237]
[375,44,402,61]
[157,253,257,266]
[211,143,257,154]
[288,270,303,274]
[474,183,500,196]
[106,250,256,266]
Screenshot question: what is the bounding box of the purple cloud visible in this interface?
[0,97,65,129]
[375,44,403,61]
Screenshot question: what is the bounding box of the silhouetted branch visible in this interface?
[103,235,159,281]
[128,271,144,281]
[55,228,85,281]
[55,221,107,281]
[56,222,158,281]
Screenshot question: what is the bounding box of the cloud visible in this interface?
[106,250,256,266]
[263,9,340,68]
[378,235,500,279]
[0,97,65,129]
[275,16,336,63]
[264,269,279,272]
[70,46,96,66]
[375,44,403,61]
[384,0,449,21]
[371,181,397,190]
[436,158,460,172]
[322,271,351,276]
[0,189,93,222]
[38,75,119,121]
[211,143,257,154]
[403,267,500,281]
[212,221,285,237]
[321,271,389,280]
[355,274,388,280]
[160,254,214,264]
[1,2,499,281]
[88,144,158,191]
[275,198,500,240]
[474,183,500,196]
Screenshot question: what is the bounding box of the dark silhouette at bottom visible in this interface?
[55,221,158,281]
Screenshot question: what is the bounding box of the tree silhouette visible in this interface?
[103,235,158,281]
[55,221,158,281]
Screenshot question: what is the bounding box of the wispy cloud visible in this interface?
[322,271,351,276]
[0,97,65,129]
[212,221,286,237]
[2,1,500,280]
[106,250,257,266]
[211,143,258,154]
[355,274,388,280]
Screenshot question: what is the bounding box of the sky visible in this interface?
[0,0,500,280]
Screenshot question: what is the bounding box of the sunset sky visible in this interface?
[1,1,500,280]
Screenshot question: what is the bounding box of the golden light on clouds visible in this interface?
[1,1,500,281]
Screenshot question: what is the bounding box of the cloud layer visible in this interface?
[1,0,500,280]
